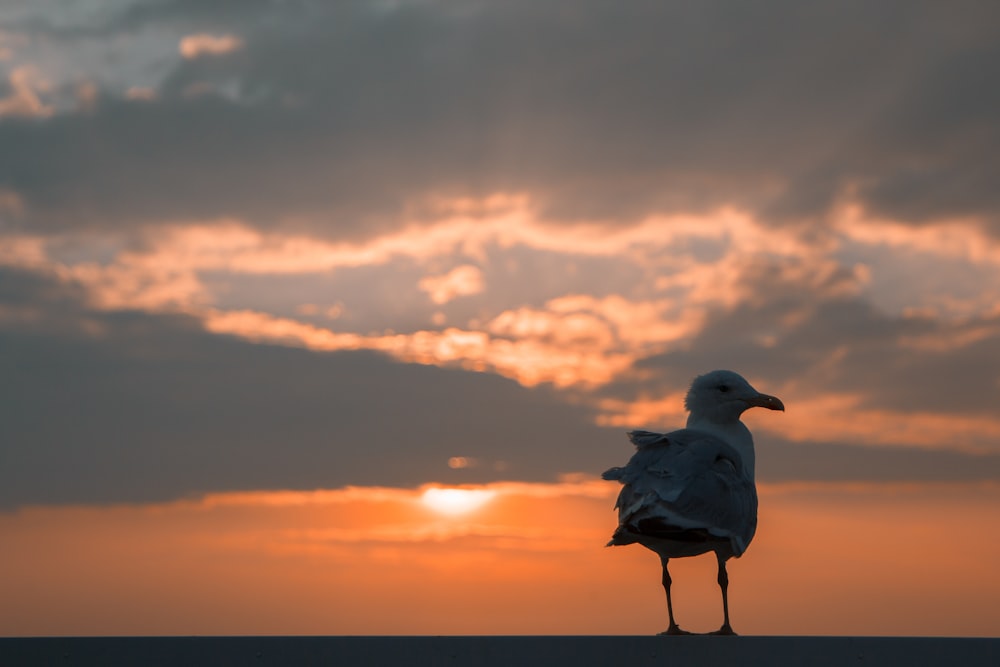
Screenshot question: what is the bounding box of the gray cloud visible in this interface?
[758,437,999,485]
[625,258,1000,419]
[0,267,619,507]
[2,0,999,237]
[2,266,997,509]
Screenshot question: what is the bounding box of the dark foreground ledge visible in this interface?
[2,636,997,666]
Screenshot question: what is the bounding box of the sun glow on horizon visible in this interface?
[420,487,497,516]
[1,481,998,636]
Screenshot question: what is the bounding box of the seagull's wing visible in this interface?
[602,429,757,556]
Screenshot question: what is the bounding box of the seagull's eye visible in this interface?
[718,384,730,393]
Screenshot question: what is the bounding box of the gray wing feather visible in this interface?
[605,428,757,556]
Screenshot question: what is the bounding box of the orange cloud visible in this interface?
[837,202,1000,264]
[179,34,244,59]
[897,323,1000,352]
[6,192,997,317]
[125,86,157,102]
[66,262,209,311]
[0,235,46,268]
[0,67,53,118]
[488,306,616,348]
[593,392,689,428]
[109,204,775,277]
[5,195,1000,429]
[833,200,1000,319]
[202,309,633,387]
[547,294,703,347]
[418,265,485,304]
[203,308,365,349]
[758,393,1000,454]
[2,202,821,322]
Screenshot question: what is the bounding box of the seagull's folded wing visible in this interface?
[608,429,757,556]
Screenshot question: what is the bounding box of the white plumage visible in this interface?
[603,370,784,635]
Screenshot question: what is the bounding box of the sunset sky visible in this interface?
[2,1,999,637]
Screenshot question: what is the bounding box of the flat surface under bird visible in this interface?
[4,636,997,667]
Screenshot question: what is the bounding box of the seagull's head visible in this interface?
[684,370,785,423]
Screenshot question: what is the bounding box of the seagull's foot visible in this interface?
[708,624,737,636]
[658,624,693,636]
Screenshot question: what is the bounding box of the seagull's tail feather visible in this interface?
[605,526,638,547]
[601,466,625,481]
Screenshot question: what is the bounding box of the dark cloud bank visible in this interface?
[2,0,999,237]
[1,267,997,509]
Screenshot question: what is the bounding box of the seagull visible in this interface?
[602,370,784,635]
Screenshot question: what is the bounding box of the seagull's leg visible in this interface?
[711,553,737,636]
[658,556,690,635]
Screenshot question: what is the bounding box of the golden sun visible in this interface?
[420,487,496,516]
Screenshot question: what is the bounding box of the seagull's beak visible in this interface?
[748,393,785,411]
